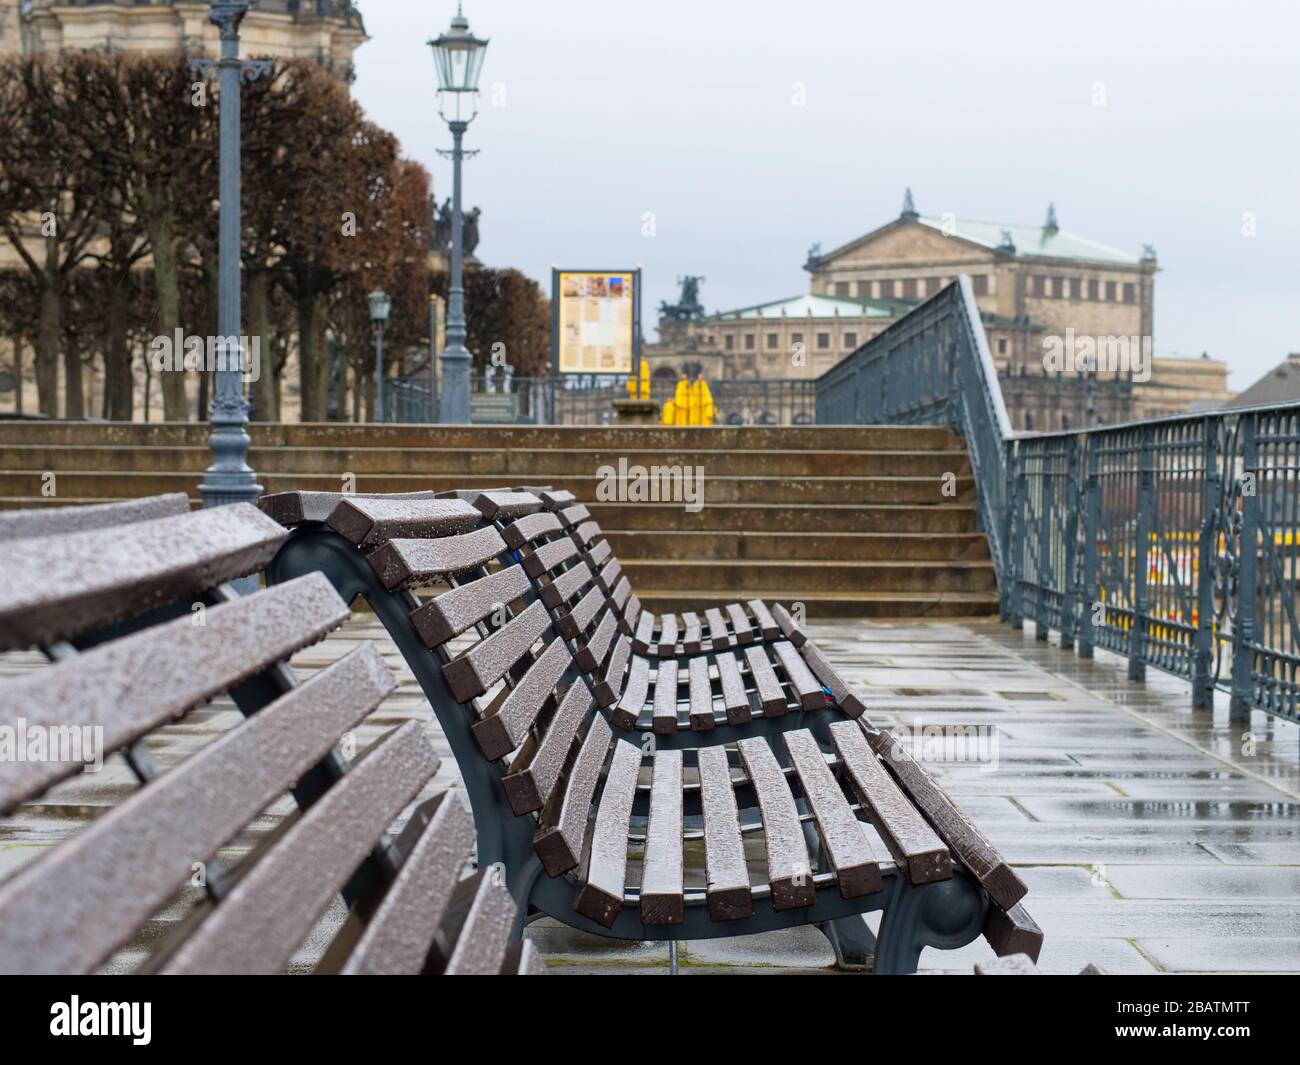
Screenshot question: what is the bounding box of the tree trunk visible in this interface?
[297,294,323,422]
[36,279,60,418]
[12,333,22,414]
[63,330,83,419]
[249,271,278,421]
[149,214,188,421]
[104,291,133,421]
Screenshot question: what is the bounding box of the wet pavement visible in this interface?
[2,615,1297,974]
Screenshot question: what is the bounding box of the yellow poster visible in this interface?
[557,271,634,373]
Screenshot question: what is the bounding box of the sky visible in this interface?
[351,0,1300,391]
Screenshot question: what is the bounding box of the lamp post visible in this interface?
[429,4,488,424]
[195,1,270,510]
[368,288,392,422]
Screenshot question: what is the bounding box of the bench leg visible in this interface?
[873,874,987,976]
[817,915,877,970]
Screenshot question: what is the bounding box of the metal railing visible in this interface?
[383,372,817,426]
[816,277,1300,725]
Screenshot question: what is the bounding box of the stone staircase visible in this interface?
[0,423,998,618]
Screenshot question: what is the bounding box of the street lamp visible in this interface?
[196,1,270,511]
[429,4,488,424]
[368,288,392,422]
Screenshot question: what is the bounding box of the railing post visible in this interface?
[1078,434,1099,659]
[1010,467,1027,630]
[1128,427,1154,681]
[1036,455,1052,642]
[1060,439,1080,652]
[1229,413,1259,722]
[1193,418,1219,710]
[999,439,1016,622]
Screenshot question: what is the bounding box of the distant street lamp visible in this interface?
[429,4,489,424]
[195,1,270,509]
[368,288,392,422]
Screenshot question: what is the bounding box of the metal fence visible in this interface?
[382,372,816,426]
[816,277,1300,725]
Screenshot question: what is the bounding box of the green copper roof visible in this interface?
[711,293,901,321]
[916,216,1142,265]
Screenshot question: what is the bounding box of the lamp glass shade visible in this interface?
[368,289,392,322]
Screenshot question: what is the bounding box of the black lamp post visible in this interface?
[429,4,488,424]
[368,288,392,422]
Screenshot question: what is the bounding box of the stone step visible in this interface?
[635,589,1000,619]
[605,529,991,561]
[0,444,973,479]
[0,422,966,451]
[620,558,998,594]
[0,470,975,506]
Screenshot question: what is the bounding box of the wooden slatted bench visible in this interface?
[0,498,543,976]
[261,488,1043,973]
[459,487,861,743]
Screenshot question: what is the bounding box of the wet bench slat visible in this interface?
[611,651,650,729]
[503,682,593,815]
[472,490,543,522]
[258,490,438,528]
[640,749,684,925]
[704,607,732,650]
[159,721,440,975]
[0,646,395,975]
[540,559,592,610]
[574,738,641,928]
[410,564,532,648]
[368,526,506,590]
[0,504,287,650]
[472,636,572,761]
[726,603,755,645]
[533,716,612,876]
[523,535,577,580]
[867,728,1028,910]
[442,599,551,702]
[502,510,561,550]
[0,493,189,542]
[771,602,807,648]
[442,870,519,975]
[657,613,679,656]
[828,721,951,885]
[744,644,787,717]
[681,611,703,653]
[632,611,655,654]
[736,737,815,910]
[593,633,631,708]
[0,573,349,814]
[983,901,1045,962]
[697,746,751,921]
[799,639,866,718]
[652,659,680,734]
[336,790,475,975]
[327,497,481,546]
[575,608,619,673]
[687,655,715,731]
[556,584,604,640]
[716,651,752,724]
[784,729,882,899]
[746,599,779,641]
[773,639,826,711]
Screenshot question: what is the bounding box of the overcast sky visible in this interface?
[352,0,1300,390]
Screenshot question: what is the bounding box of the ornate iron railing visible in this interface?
[382,373,817,426]
[816,277,1300,725]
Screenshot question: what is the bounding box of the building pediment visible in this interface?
[811,218,996,272]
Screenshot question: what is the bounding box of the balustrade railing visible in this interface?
[816,277,1299,725]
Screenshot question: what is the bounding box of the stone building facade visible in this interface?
[0,0,366,78]
[650,193,1232,430]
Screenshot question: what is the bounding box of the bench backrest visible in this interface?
[0,497,539,975]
